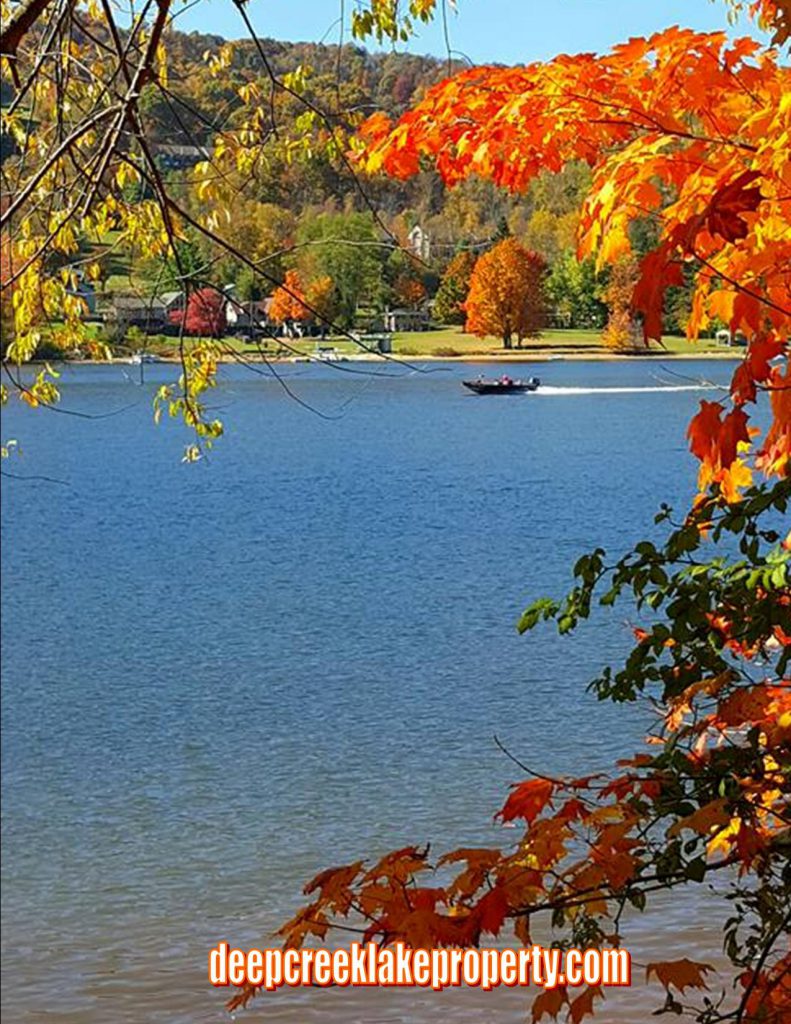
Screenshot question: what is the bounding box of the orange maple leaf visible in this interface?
[667,798,732,838]
[704,171,763,244]
[632,246,684,342]
[497,778,554,824]
[647,958,713,993]
[531,985,569,1022]
[569,985,604,1024]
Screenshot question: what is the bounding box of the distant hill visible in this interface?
[140,27,455,147]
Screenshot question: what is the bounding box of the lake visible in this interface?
[1,357,738,1022]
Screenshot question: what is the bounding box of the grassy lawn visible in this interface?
[106,327,733,360]
[222,328,730,359]
[40,324,736,362]
[389,327,728,357]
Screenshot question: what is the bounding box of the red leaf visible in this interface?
[497,778,554,824]
[687,400,724,463]
[532,986,569,1022]
[632,246,684,342]
[717,407,750,468]
[731,337,788,405]
[570,986,603,1024]
[475,885,510,936]
[647,958,713,993]
[705,171,763,243]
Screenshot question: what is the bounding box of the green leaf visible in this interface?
[684,857,707,883]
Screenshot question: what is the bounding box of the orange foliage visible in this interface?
[269,269,311,324]
[305,275,336,324]
[497,777,554,824]
[465,238,545,347]
[602,257,639,350]
[394,274,427,309]
[646,959,713,994]
[739,951,791,1024]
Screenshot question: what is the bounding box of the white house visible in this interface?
[407,224,431,261]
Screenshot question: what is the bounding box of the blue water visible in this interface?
[1,359,737,1022]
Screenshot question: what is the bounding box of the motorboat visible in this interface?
[462,375,540,394]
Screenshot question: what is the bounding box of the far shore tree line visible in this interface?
[0,19,703,357]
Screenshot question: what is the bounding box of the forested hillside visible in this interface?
[2,19,700,346]
[127,27,611,328]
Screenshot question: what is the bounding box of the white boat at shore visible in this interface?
[128,351,162,365]
[311,345,348,363]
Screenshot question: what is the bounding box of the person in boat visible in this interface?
[501,374,512,385]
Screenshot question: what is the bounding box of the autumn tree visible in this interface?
[305,275,338,334]
[295,211,386,328]
[268,269,310,328]
[175,287,227,338]
[521,208,579,264]
[465,238,546,348]
[208,201,296,293]
[433,249,476,325]
[602,257,640,350]
[393,274,427,309]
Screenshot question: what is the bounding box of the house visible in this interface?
[159,290,185,317]
[407,224,431,261]
[384,307,431,332]
[225,296,272,333]
[107,295,168,332]
[153,143,210,170]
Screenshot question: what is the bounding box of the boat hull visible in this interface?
[462,379,540,395]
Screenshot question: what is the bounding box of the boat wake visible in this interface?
[535,383,720,396]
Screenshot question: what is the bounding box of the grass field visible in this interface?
[388,327,726,358]
[100,326,734,362]
[236,328,729,358]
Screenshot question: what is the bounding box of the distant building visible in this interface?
[153,143,210,170]
[407,224,431,261]
[715,328,747,347]
[384,307,430,332]
[107,295,168,332]
[159,290,185,316]
[225,296,272,332]
[545,309,572,330]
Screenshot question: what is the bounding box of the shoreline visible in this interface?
[52,350,743,367]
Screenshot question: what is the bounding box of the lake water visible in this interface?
[1,358,738,1023]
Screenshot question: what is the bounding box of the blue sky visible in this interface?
[170,0,764,64]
